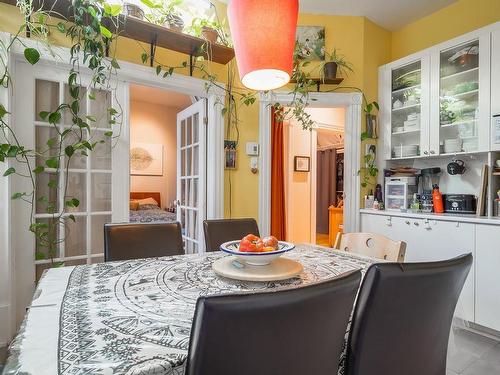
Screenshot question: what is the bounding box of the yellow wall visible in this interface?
[392,0,500,60]
[0,3,393,219]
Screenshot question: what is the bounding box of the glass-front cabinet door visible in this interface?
[383,56,430,160]
[431,34,491,154]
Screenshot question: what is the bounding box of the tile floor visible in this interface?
[447,326,500,374]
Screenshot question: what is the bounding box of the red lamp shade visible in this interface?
[228,0,299,91]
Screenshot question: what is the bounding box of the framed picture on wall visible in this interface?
[130,143,163,176]
[294,156,310,172]
[224,140,237,169]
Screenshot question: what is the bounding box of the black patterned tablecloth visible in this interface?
[4,245,378,375]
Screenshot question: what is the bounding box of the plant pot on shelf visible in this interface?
[122,2,145,20]
[323,61,338,80]
[202,26,219,44]
[164,14,184,32]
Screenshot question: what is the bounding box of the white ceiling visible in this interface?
[130,84,192,109]
[221,0,457,31]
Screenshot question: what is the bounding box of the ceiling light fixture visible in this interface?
[227,0,299,91]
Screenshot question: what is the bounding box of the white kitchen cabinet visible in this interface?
[475,224,500,331]
[379,25,494,159]
[491,28,500,151]
[360,213,475,322]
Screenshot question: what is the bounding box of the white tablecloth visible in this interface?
[4,245,379,375]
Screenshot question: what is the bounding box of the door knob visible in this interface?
[423,151,429,155]
[430,150,436,155]
[405,220,410,225]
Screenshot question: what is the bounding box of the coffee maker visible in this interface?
[419,167,441,212]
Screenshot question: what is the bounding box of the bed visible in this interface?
[129,192,177,223]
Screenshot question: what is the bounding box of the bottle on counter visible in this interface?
[432,184,444,213]
[410,193,421,213]
[373,199,380,210]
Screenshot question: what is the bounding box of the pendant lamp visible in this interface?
[228,0,299,91]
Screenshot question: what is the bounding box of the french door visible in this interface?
[176,100,206,254]
[12,61,128,325]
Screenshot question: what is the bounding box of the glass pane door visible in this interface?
[439,39,480,154]
[391,61,422,158]
[33,78,113,276]
[177,100,206,254]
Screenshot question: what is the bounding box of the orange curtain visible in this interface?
[271,108,286,240]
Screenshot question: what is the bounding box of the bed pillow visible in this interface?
[136,197,160,210]
[130,200,140,211]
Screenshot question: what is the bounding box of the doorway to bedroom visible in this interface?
[129,84,205,254]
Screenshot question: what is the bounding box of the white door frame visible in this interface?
[258,91,362,236]
[0,32,226,344]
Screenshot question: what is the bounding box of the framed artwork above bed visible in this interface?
[130,143,163,176]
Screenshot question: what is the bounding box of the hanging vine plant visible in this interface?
[0,0,376,266]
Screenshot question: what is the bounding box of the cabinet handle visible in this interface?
[386,217,392,227]
[424,219,432,230]
[405,220,411,225]
[413,222,420,226]
[430,150,436,155]
[423,151,429,155]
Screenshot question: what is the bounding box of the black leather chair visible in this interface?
[104,222,184,261]
[203,218,260,252]
[345,254,473,375]
[185,269,362,375]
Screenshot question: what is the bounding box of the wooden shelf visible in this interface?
[289,77,344,92]
[1,0,235,66]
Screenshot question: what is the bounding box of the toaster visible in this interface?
[443,194,477,214]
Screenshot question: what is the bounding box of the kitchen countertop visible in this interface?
[360,208,500,225]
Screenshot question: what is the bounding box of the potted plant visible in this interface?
[188,17,226,44]
[320,48,354,80]
[123,2,145,20]
[141,0,184,32]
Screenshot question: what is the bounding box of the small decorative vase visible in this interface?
[323,62,338,80]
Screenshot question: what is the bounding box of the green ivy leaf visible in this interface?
[111,58,120,69]
[11,192,24,199]
[3,167,15,176]
[24,48,40,65]
[47,180,58,188]
[141,53,148,64]
[39,111,50,121]
[68,214,76,222]
[65,198,80,208]
[35,251,47,260]
[155,65,162,75]
[104,131,113,137]
[360,132,371,141]
[7,145,19,157]
[33,166,45,174]
[104,3,122,16]
[47,137,56,147]
[45,157,59,169]
[48,111,61,125]
[100,25,112,39]
[0,104,7,118]
[65,145,74,157]
[57,22,66,33]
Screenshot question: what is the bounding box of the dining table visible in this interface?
[3,244,380,375]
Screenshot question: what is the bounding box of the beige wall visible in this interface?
[130,100,178,208]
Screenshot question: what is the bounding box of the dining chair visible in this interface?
[185,269,362,375]
[203,218,260,252]
[345,253,473,375]
[334,232,406,262]
[104,222,184,261]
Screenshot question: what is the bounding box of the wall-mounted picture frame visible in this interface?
[224,140,237,169]
[294,156,310,172]
[295,26,326,61]
[130,142,163,176]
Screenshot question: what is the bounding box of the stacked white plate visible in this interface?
[444,138,463,153]
[393,144,419,158]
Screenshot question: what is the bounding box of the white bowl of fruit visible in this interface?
[220,235,295,266]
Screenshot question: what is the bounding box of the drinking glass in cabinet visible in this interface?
[439,40,480,154]
[391,61,422,158]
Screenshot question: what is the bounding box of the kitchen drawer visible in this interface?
[475,224,500,331]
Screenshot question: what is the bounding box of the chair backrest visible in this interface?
[346,254,473,375]
[185,269,361,375]
[104,222,183,261]
[335,232,406,262]
[203,218,260,252]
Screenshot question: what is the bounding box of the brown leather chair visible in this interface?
[104,222,184,262]
[203,218,260,252]
[345,254,473,375]
[185,269,362,375]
